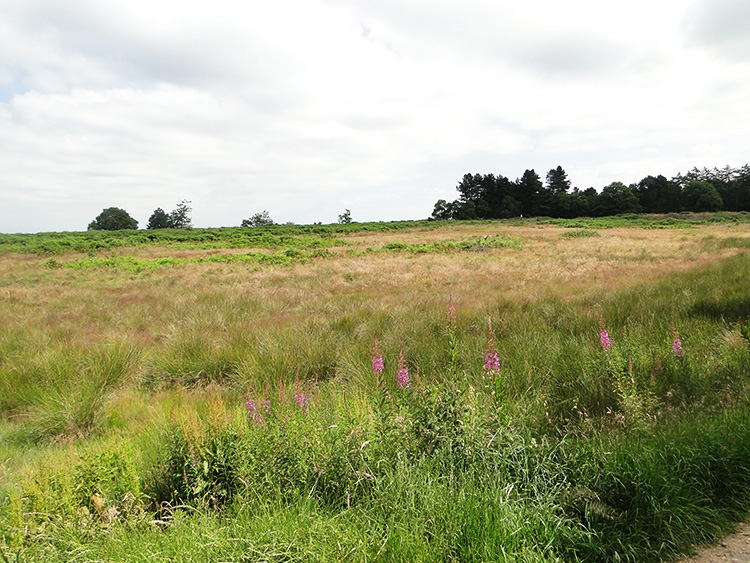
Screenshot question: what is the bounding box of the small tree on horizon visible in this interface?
[169,200,193,229]
[242,210,274,227]
[338,209,352,224]
[88,207,138,231]
[146,200,193,229]
[146,208,171,229]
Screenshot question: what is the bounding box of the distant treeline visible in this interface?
[431,165,750,220]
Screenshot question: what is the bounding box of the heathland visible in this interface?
[2,214,750,562]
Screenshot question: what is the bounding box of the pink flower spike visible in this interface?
[672,326,683,358]
[372,336,384,375]
[245,398,263,424]
[485,350,500,375]
[397,347,409,389]
[446,295,457,331]
[599,314,612,353]
[485,317,501,378]
[294,391,309,413]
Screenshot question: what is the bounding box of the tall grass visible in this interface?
[2,222,750,561]
[1,341,139,440]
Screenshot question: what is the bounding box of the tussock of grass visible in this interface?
[561,229,600,238]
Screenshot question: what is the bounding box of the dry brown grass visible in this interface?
[1,223,748,349]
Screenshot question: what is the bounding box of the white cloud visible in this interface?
[0,0,749,232]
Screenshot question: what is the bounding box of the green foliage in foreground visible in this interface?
[3,252,750,561]
[4,390,750,562]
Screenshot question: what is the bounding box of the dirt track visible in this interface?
[679,523,750,562]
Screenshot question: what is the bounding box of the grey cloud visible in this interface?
[682,0,750,61]
[508,36,627,78]
[5,0,297,102]
[325,0,630,81]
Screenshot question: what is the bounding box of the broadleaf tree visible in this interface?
[88,207,138,231]
[338,209,352,224]
[169,200,193,229]
[146,201,193,229]
[241,210,274,227]
[146,208,171,229]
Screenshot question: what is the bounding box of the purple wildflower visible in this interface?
[599,314,612,353]
[372,336,384,375]
[294,391,309,413]
[263,399,272,414]
[245,398,264,424]
[397,348,409,389]
[485,350,500,375]
[672,326,683,358]
[485,317,500,378]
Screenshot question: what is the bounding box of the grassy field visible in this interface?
[2,215,750,562]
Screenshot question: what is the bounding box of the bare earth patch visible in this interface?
[679,523,750,562]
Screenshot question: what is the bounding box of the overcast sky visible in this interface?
[1,0,749,233]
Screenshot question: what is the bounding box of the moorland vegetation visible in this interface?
[1,214,750,562]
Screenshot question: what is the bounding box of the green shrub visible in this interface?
[561,229,600,238]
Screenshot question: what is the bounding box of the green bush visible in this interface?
[561,229,600,238]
